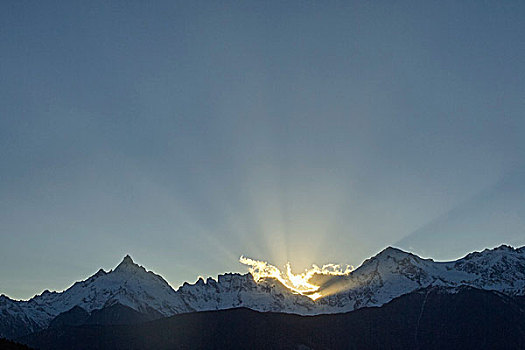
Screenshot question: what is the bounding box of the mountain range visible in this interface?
[19,286,525,350]
[1,245,525,342]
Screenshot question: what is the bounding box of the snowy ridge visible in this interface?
[31,255,187,315]
[177,273,316,314]
[2,245,525,338]
[0,255,188,337]
[314,245,525,313]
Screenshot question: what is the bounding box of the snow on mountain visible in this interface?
[2,245,525,339]
[0,255,188,337]
[453,245,525,293]
[177,273,316,314]
[315,245,525,313]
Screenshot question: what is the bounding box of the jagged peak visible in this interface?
[179,273,253,290]
[481,244,521,253]
[492,244,517,252]
[114,255,143,272]
[121,255,135,265]
[462,244,521,260]
[94,269,107,277]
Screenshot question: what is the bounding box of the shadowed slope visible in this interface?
[21,287,525,350]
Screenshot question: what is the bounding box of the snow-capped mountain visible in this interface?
[314,245,525,313]
[0,255,188,338]
[2,245,525,339]
[177,273,315,314]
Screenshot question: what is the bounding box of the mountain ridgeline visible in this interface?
[20,286,525,350]
[2,245,525,348]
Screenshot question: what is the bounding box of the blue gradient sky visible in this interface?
[1,1,525,299]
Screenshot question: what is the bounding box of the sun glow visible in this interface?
[239,256,353,300]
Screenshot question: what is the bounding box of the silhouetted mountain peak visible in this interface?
[117,255,135,267]
[113,255,150,275]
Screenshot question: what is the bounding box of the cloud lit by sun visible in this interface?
[239,256,354,300]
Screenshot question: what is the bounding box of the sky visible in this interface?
[1,1,525,300]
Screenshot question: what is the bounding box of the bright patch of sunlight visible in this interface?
[239,256,353,300]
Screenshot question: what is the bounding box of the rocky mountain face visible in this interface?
[1,245,525,339]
